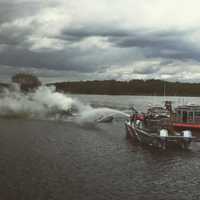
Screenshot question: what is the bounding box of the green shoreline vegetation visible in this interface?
[1,75,200,96]
[48,79,200,97]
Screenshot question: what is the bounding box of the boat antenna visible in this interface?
[163,81,166,101]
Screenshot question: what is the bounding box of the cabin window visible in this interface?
[188,112,194,121]
[195,112,200,117]
[175,110,182,122]
[176,110,181,117]
[194,111,200,122]
[182,111,188,123]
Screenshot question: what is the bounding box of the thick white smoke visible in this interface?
[0,84,129,123]
[0,85,80,119]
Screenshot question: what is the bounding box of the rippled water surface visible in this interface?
[1,95,200,200]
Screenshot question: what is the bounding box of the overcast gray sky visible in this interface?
[1,0,200,83]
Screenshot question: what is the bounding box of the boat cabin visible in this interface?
[175,105,200,124]
[147,106,170,119]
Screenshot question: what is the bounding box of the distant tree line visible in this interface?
[48,79,200,96]
[2,75,200,96]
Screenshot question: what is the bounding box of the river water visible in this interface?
[0,94,200,200]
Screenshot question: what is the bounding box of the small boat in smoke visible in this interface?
[96,115,114,123]
[125,107,195,150]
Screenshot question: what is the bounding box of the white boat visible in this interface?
[96,115,114,123]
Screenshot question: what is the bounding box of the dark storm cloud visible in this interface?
[0,3,39,47]
[0,1,42,24]
[0,46,77,71]
[1,23,199,75]
[111,29,200,62]
[61,25,129,41]
[0,24,31,46]
[61,25,200,64]
[133,65,159,75]
[0,0,200,82]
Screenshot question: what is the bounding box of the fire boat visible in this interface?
[125,102,196,150]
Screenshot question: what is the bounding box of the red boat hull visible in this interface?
[173,123,200,129]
